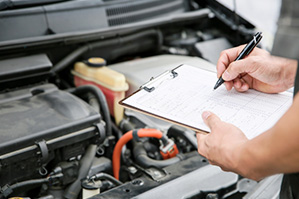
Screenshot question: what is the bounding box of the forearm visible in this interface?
[237,93,299,180]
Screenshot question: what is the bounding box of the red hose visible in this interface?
[112,129,163,180]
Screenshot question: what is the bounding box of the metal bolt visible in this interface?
[128,166,138,174]
[132,179,144,186]
[206,193,219,199]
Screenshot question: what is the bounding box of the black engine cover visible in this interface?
[0,84,104,186]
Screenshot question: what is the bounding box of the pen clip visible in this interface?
[247,33,262,56]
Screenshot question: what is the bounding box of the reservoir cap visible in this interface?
[86,57,106,67]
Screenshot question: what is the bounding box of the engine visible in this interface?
[0,55,257,199]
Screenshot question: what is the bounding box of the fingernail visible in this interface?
[241,84,248,90]
[222,70,231,80]
[202,111,211,120]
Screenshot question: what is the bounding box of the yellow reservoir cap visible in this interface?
[86,57,106,67]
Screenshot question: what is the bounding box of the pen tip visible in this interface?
[214,77,224,90]
[213,84,219,90]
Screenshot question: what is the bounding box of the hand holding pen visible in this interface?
[214,32,263,90]
[213,32,297,94]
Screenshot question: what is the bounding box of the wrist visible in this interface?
[280,57,297,90]
[236,140,264,181]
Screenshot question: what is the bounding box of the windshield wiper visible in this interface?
[0,0,72,11]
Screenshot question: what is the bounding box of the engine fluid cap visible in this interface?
[86,57,106,67]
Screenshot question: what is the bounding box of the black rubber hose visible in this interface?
[67,85,112,136]
[51,29,162,74]
[64,144,97,199]
[133,143,198,169]
[119,119,135,133]
[92,173,123,186]
[111,122,128,164]
[10,179,49,190]
[111,121,123,140]
[167,125,198,149]
[133,142,181,168]
[0,178,50,198]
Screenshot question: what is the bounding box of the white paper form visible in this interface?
[121,64,293,139]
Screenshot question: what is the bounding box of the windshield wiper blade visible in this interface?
[0,0,72,11]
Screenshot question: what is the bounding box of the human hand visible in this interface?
[197,111,248,173]
[217,45,297,93]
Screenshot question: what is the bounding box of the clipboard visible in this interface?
[119,64,203,132]
[119,64,293,139]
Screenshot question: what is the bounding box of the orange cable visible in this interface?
[112,129,163,180]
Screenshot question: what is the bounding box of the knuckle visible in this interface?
[219,50,227,57]
[197,141,206,156]
[229,62,237,70]
[208,117,220,129]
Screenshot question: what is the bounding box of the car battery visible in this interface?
[72,58,128,125]
[0,84,105,186]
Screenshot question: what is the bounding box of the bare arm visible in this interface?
[238,93,299,180]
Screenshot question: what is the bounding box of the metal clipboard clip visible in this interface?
[140,69,178,92]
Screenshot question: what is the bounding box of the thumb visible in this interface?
[222,59,250,81]
[202,111,221,131]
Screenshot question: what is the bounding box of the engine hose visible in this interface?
[119,119,135,133]
[51,29,163,74]
[67,85,112,136]
[0,179,49,198]
[112,129,163,180]
[0,172,64,198]
[167,125,198,149]
[133,142,181,168]
[133,143,200,169]
[111,122,128,163]
[64,144,97,199]
[91,173,123,186]
[10,179,49,190]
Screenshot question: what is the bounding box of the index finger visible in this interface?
[216,45,246,78]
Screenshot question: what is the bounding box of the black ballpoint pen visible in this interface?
[213,32,263,90]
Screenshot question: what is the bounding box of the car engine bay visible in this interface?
[0,0,283,198]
